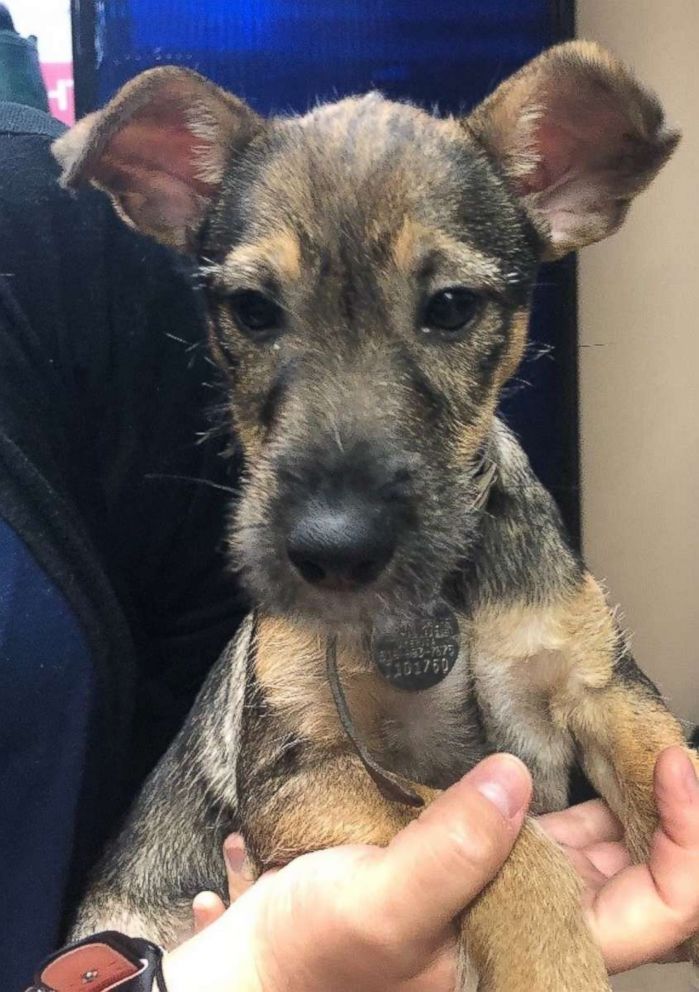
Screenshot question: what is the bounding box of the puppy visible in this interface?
[54,40,695,991]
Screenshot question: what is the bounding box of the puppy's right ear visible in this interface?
[52,67,263,251]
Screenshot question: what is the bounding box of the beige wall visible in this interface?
[577,0,699,728]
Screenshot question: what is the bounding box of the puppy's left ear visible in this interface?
[53,67,263,251]
[465,40,680,259]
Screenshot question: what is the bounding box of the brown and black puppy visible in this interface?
[54,41,695,990]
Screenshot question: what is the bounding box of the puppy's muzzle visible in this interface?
[286,496,398,590]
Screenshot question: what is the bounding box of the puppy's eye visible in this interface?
[422,288,482,337]
[229,290,284,339]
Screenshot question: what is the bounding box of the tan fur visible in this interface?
[472,573,698,863]
[465,819,609,991]
[220,230,303,287]
[246,754,610,988]
[452,308,530,461]
[245,706,611,989]
[255,615,348,746]
[391,222,504,291]
[245,752,425,869]
[497,308,530,384]
[473,574,615,696]
[391,216,419,273]
[453,402,499,466]
[255,615,414,751]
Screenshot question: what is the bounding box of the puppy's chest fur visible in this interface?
[254,609,575,808]
[377,660,485,788]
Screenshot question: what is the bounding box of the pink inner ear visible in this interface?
[509,73,676,254]
[517,85,634,198]
[91,99,222,245]
[105,113,217,199]
[62,70,261,249]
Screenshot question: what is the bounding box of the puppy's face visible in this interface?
[202,98,538,621]
[54,42,677,625]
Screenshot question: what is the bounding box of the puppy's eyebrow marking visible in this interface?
[434,238,506,291]
[392,218,506,292]
[392,217,420,273]
[215,231,302,289]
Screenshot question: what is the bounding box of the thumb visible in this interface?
[645,745,699,914]
[374,753,532,941]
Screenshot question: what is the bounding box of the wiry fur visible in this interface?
[54,41,695,991]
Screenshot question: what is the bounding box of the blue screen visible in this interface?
[96,1,551,114]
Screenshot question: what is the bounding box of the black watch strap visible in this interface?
[27,930,167,992]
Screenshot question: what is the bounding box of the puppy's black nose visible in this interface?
[287,502,396,590]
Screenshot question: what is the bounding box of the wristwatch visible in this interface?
[26,931,167,992]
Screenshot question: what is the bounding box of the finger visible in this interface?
[647,745,699,910]
[583,841,632,879]
[223,834,255,903]
[560,845,610,892]
[373,753,532,940]
[538,799,623,849]
[586,746,699,973]
[193,835,255,932]
[558,841,631,890]
[192,891,226,933]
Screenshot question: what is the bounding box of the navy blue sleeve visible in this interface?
[0,519,94,991]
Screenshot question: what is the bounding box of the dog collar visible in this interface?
[326,635,425,808]
[26,931,167,992]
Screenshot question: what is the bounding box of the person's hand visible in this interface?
[163,753,532,992]
[538,744,699,974]
[170,745,699,990]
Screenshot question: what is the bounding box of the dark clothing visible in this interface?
[0,103,244,988]
[0,517,94,986]
[0,28,48,111]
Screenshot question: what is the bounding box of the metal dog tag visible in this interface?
[371,605,460,691]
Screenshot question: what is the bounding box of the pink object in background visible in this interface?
[13,1,74,124]
[41,61,74,124]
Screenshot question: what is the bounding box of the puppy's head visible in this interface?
[55,42,677,626]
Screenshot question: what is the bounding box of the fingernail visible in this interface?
[224,836,246,874]
[468,754,532,819]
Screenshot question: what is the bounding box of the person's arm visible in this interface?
[167,746,699,992]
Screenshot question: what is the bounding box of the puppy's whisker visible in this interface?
[144,473,238,496]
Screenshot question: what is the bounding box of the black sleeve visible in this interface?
[0,105,246,783]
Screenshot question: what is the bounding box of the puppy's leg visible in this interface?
[546,575,695,853]
[238,751,421,869]
[546,574,699,959]
[464,820,610,992]
[239,749,610,991]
